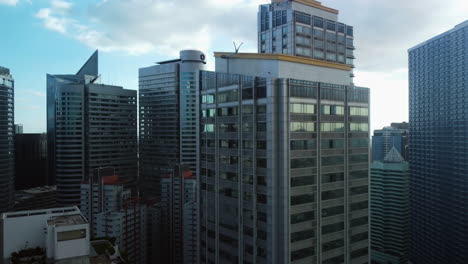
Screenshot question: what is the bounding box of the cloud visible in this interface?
[35,0,265,56]
[0,0,19,5]
[333,0,468,72]
[35,0,73,34]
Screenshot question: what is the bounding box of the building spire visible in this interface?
[76,50,98,76]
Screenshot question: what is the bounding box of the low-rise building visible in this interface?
[13,185,57,211]
[1,206,90,263]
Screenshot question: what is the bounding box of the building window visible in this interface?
[322,189,344,200]
[291,103,315,114]
[349,106,369,116]
[291,122,315,132]
[350,123,369,132]
[291,229,315,243]
[291,211,315,224]
[322,105,344,115]
[291,193,316,205]
[322,205,344,218]
[57,229,86,241]
[321,139,344,149]
[291,158,316,169]
[291,140,316,150]
[291,175,317,187]
[322,221,344,235]
[322,172,344,183]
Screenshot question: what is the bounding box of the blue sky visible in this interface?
[1,0,467,133]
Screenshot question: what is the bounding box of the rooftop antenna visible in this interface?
[233,41,243,54]
[222,41,244,74]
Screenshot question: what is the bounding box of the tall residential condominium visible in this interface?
[370,148,410,264]
[200,52,370,263]
[409,20,468,264]
[80,175,148,263]
[159,164,197,264]
[0,66,14,213]
[372,124,408,162]
[258,0,355,78]
[139,50,206,199]
[47,51,138,207]
[14,133,48,189]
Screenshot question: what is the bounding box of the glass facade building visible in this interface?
[139,50,206,264]
[47,51,138,207]
[372,124,408,162]
[0,66,14,213]
[139,50,206,200]
[199,70,370,264]
[409,20,468,263]
[370,148,410,264]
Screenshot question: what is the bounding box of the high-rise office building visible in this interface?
[409,20,468,263]
[199,50,370,263]
[14,133,48,189]
[258,0,355,78]
[0,66,14,213]
[139,50,206,199]
[372,124,408,162]
[370,148,410,264]
[47,51,138,207]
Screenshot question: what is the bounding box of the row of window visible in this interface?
[291,154,368,168]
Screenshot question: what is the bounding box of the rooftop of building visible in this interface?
[384,147,405,163]
[47,214,87,226]
[0,66,10,76]
[409,20,468,52]
[2,206,81,220]
[214,52,351,71]
[82,175,129,186]
[271,0,339,14]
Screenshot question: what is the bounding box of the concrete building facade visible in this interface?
[0,66,14,214]
[258,0,355,78]
[47,51,138,207]
[1,206,90,263]
[199,52,370,264]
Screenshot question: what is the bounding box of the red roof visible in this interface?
[102,175,128,185]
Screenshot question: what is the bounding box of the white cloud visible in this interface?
[35,0,73,34]
[0,0,19,5]
[35,0,266,56]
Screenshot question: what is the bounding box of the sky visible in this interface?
[1,0,467,133]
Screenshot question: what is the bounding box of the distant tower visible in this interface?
[372,124,408,162]
[371,147,410,263]
[47,51,138,206]
[139,50,206,200]
[0,66,14,213]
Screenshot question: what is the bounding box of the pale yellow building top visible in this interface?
[214,52,351,71]
[271,0,339,14]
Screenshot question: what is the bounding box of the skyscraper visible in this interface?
[258,0,355,77]
[409,20,468,263]
[370,148,410,264]
[199,49,370,263]
[0,66,14,213]
[47,51,138,207]
[372,124,408,162]
[139,50,206,199]
[14,133,48,189]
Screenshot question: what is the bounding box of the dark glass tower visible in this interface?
[409,21,468,264]
[0,66,14,213]
[14,133,48,190]
[47,51,138,206]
